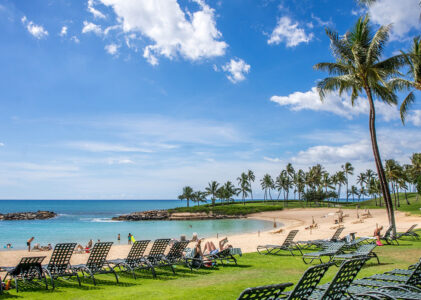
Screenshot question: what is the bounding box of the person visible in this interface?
[191,233,198,242]
[128,233,132,245]
[117,233,120,243]
[374,225,384,246]
[76,239,93,252]
[203,237,232,255]
[27,237,34,252]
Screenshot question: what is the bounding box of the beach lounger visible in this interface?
[344,237,371,249]
[298,227,344,249]
[73,242,118,285]
[397,224,419,240]
[257,230,302,255]
[108,240,155,279]
[42,243,80,289]
[352,259,421,288]
[302,241,345,264]
[237,282,293,300]
[144,239,175,275]
[333,243,380,264]
[1,256,48,292]
[380,225,399,245]
[208,248,238,265]
[165,240,190,265]
[308,257,369,299]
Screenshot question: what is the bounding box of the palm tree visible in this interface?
[178,186,194,208]
[275,172,284,201]
[314,16,402,234]
[350,185,359,202]
[223,181,239,203]
[296,169,306,202]
[411,153,421,201]
[261,174,274,201]
[205,181,219,207]
[237,172,251,205]
[192,191,207,207]
[247,170,256,200]
[335,171,347,202]
[390,37,421,123]
[341,162,354,202]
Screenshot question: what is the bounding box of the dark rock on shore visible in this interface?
[0,210,57,221]
[112,209,245,221]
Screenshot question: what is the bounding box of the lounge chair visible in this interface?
[397,224,419,240]
[165,240,190,265]
[333,243,380,264]
[143,239,175,275]
[302,242,345,264]
[73,242,118,285]
[308,257,369,299]
[352,259,421,288]
[208,248,238,265]
[344,237,371,250]
[380,225,399,245]
[237,282,293,300]
[298,227,344,249]
[42,243,81,289]
[1,256,48,292]
[108,240,155,279]
[257,230,302,255]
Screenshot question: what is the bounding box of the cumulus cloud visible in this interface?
[107,158,134,165]
[71,36,80,43]
[98,0,227,64]
[368,0,421,40]
[21,16,48,39]
[263,156,282,163]
[407,110,421,126]
[0,143,4,147]
[60,26,68,36]
[88,0,106,19]
[105,43,119,55]
[222,58,251,83]
[270,87,400,122]
[82,21,102,35]
[268,16,313,47]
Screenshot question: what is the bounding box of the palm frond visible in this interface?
[313,62,351,75]
[366,24,391,65]
[400,91,416,124]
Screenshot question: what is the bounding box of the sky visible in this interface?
[0,0,420,199]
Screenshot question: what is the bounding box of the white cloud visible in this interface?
[0,143,4,147]
[60,26,68,36]
[107,158,134,165]
[88,0,106,19]
[99,0,227,64]
[82,21,102,35]
[407,110,421,126]
[270,87,400,122]
[263,156,282,162]
[21,16,48,39]
[71,36,80,43]
[222,58,251,83]
[67,141,154,153]
[105,43,119,55]
[268,16,313,47]
[368,0,421,40]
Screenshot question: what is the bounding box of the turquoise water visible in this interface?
[0,200,273,249]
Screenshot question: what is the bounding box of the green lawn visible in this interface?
[3,234,421,299]
[357,193,421,215]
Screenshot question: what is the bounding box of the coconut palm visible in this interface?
[389,37,421,123]
[247,170,256,200]
[314,16,402,234]
[224,181,239,203]
[237,172,251,205]
[296,169,306,202]
[342,162,354,202]
[335,170,347,202]
[261,174,274,201]
[321,171,333,193]
[178,186,194,208]
[192,191,207,207]
[205,181,220,207]
[350,185,359,202]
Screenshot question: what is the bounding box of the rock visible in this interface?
[112,209,245,221]
[0,210,57,221]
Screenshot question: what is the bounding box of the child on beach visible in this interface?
[128,233,132,245]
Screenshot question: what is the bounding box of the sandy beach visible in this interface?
[1,207,420,268]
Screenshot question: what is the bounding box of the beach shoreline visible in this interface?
[1,207,420,268]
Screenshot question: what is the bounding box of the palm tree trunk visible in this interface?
[346,176,349,203]
[404,190,410,205]
[366,87,396,236]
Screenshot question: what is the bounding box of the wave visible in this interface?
[89,218,122,223]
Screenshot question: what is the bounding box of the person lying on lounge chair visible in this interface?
[76,239,93,252]
[203,237,232,255]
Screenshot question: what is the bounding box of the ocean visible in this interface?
[0,200,273,249]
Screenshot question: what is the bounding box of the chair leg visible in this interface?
[75,273,81,286]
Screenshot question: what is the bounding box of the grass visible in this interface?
[168,202,285,216]
[357,192,421,215]
[3,234,421,299]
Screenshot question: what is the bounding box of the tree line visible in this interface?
[178,153,421,208]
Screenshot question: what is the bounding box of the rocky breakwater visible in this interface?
[0,211,57,221]
[112,209,245,221]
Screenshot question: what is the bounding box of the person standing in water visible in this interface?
[128,233,132,245]
[117,233,120,243]
[27,237,34,252]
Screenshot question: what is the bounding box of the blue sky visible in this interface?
[0,0,420,199]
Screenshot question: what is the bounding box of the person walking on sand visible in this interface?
[27,237,34,252]
[128,233,132,245]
